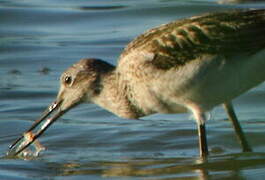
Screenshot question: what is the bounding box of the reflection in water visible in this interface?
[54,153,265,179]
[77,5,128,11]
[219,0,265,3]
[61,157,206,178]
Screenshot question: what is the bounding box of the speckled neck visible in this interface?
[91,68,145,119]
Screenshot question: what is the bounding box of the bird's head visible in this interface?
[57,58,113,111]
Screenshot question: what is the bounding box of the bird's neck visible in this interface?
[91,69,144,119]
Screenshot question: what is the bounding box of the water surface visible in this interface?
[1,0,265,179]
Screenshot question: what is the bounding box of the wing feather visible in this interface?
[119,9,265,70]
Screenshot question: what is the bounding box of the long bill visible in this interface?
[8,100,66,156]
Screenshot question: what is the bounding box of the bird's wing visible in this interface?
[118,9,265,70]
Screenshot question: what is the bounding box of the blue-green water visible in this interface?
[1,0,265,179]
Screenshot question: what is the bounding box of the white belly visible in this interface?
[148,49,265,113]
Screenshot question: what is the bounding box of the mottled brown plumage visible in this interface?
[121,9,265,69]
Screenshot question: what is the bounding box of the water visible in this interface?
[1,0,265,179]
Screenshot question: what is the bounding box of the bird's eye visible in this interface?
[64,76,72,85]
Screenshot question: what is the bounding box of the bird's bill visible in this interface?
[8,100,66,156]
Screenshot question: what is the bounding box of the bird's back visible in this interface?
[118,9,265,70]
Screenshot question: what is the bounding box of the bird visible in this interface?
[8,9,265,158]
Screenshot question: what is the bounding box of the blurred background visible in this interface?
[1,0,265,179]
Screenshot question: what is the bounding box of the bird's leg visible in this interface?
[223,102,252,152]
[197,114,208,159]
[190,106,209,158]
[198,122,208,158]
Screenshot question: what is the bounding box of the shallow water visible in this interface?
[1,0,265,179]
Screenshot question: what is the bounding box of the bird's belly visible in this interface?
[150,49,265,113]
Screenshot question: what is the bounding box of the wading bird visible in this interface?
[9,9,265,158]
